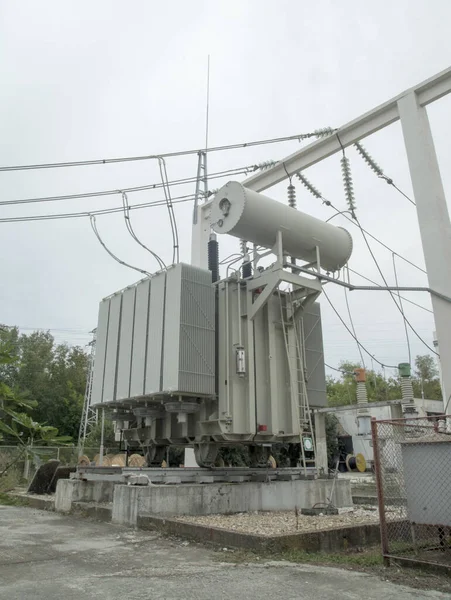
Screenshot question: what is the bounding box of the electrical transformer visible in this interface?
[90,181,353,467]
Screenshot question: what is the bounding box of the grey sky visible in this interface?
[1,0,450,374]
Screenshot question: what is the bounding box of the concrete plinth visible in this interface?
[55,479,115,513]
[112,479,352,527]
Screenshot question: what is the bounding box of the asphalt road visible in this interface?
[0,505,449,600]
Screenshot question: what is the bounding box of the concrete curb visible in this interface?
[137,514,387,553]
[352,495,378,506]
[9,493,55,511]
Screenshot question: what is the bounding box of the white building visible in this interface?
[317,397,444,469]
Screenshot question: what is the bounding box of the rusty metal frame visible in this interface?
[371,417,390,567]
[372,414,451,570]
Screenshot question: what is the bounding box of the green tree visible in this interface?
[325,413,339,468]
[412,354,442,400]
[0,341,71,478]
[327,360,401,406]
[0,326,88,438]
[326,355,442,406]
[84,420,116,449]
[414,355,438,381]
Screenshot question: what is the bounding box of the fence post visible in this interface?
[371,417,390,567]
[23,446,30,481]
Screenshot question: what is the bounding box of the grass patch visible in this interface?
[216,546,383,568]
[282,548,383,567]
[0,465,27,506]
[0,492,29,506]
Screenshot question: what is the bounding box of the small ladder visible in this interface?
[278,289,316,476]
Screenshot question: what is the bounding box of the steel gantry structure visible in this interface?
[191,66,451,409]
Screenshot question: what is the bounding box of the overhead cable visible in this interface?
[0,165,254,207]
[392,253,411,364]
[343,288,365,368]
[158,157,179,264]
[0,193,196,223]
[327,144,433,357]
[324,362,354,376]
[121,192,166,270]
[322,287,397,369]
[355,216,438,356]
[0,132,320,173]
[295,170,427,275]
[334,209,427,275]
[89,215,151,277]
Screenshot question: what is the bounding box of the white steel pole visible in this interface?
[191,202,211,268]
[398,92,451,407]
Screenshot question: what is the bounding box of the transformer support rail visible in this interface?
[74,466,318,485]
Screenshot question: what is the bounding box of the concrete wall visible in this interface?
[414,397,444,415]
[111,479,352,526]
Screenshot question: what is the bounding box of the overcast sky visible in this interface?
[1,0,451,375]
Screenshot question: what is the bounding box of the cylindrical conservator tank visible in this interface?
[211,181,353,272]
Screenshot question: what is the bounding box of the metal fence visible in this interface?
[0,445,116,484]
[372,415,451,570]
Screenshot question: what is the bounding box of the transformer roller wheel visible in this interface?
[145,445,166,467]
[194,443,219,468]
[249,445,270,468]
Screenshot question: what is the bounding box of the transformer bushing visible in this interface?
[355,368,371,435]
[398,362,417,415]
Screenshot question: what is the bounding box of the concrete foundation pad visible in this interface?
[55,479,115,512]
[111,478,352,526]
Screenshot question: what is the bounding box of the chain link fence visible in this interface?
[372,415,451,570]
[0,445,119,485]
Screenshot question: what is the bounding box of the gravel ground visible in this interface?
[175,506,403,536]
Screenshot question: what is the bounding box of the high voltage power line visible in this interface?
[293,149,434,360]
[322,287,398,369]
[0,165,254,207]
[0,193,196,222]
[0,131,319,172]
[1,127,434,345]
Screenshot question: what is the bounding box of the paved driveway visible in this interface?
[0,506,448,599]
